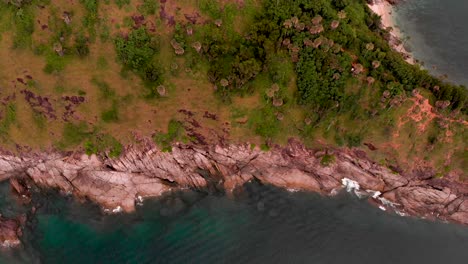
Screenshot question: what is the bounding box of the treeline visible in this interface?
[197,0,467,113]
[261,0,466,112]
[195,11,266,101]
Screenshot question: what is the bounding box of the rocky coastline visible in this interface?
[0,139,467,247]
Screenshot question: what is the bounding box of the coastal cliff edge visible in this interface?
[0,139,467,247]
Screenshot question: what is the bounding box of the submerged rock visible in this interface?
[0,215,23,248]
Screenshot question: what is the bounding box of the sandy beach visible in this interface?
[368,0,415,64]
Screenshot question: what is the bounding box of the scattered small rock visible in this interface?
[272,98,284,107]
[157,85,167,96]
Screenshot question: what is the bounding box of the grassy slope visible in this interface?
[0,0,466,178]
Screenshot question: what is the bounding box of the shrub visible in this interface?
[114,27,162,87]
[97,56,108,70]
[54,85,66,93]
[101,101,119,123]
[57,122,91,149]
[84,133,122,157]
[59,123,122,157]
[114,0,130,9]
[80,0,98,14]
[99,24,111,42]
[74,34,90,57]
[33,43,48,55]
[320,154,335,166]
[115,28,157,70]
[138,0,158,15]
[345,133,362,147]
[43,53,67,74]
[32,111,47,130]
[143,63,163,84]
[153,120,186,152]
[80,0,99,39]
[0,103,17,139]
[12,7,35,48]
[122,16,134,28]
[251,106,279,138]
[91,78,115,99]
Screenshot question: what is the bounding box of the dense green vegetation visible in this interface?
[147,0,463,152]
[114,27,163,95]
[194,0,466,114]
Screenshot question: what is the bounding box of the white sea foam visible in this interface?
[395,210,407,217]
[378,197,400,207]
[341,178,360,192]
[136,195,144,206]
[354,190,368,199]
[341,178,408,218]
[339,177,412,219]
[0,240,20,248]
[377,196,407,217]
[366,190,382,199]
[112,206,123,213]
[330,188,341,196]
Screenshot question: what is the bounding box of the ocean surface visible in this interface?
[394,0,468,86]
[1,181,468,264]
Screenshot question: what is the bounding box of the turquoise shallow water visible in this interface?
[1,182,468,264]
[394,0,468,86]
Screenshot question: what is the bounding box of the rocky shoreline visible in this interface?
[0,139,467,247]
[367,0,415,64]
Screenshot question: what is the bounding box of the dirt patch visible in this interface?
[394,93,467,140]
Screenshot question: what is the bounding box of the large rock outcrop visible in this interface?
[0,214,25,248]
[0,140,467,246]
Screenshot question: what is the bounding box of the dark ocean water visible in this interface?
[394,0,468,86]
[1,181,468,264]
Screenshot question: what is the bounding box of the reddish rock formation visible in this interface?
[0,140,467,227]
[0,215,24,248]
